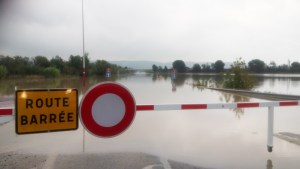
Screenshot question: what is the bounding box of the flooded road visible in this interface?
[1,74,300,169]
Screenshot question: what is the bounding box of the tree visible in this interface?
[267,61,277,73]
[172,60,186,73]
[1,54,129,77]
[277,64,289,73]
[0,65,8,79]
[201,63,212,73]
[152,64,158,73]
[163,66,168,73]
[248,59,265,73]
[224,58,254,89]
[33,56,50,68]
[94,60,111,75]
[158,66,163,72]
[213,60,225,73]
[291,62,300,73]
[0,55,14,75]
[192,63,201,73]
[11,56,31,75]
[50,55,65,72]
[68,55,82,75]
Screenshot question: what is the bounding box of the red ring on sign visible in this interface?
[80,82,136,137]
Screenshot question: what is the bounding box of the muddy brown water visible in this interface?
[1,73,300,169]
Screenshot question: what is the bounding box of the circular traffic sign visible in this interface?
[79,82,136,137]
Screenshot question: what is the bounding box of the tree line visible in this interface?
[152,59,300,74]
[248,59,300,73]
[0,55,130,79]
[152,60,226,73]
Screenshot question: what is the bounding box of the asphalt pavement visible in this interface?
[0,152,211,169]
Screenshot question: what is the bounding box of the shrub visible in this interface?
[0,65,8,79]
[223,58,254,89]
[43,67,60,78]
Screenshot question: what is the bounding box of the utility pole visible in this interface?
[82,0,86,78]
[81,0,86,153]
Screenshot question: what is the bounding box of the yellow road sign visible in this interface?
[15,89,78,134]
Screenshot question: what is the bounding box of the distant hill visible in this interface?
[110,60,231,70]
[109,60,171,70]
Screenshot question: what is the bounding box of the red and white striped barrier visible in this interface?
[136,100,300,111]
[2,100,299,115]
[0,108,13,116]
[1,100,300,152]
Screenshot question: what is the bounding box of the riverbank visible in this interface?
[208,87,300,101]
[275,132,300,146]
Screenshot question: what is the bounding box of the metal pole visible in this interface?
[81,0,86,153]
[82,0,86,74]
[267,106,274,152]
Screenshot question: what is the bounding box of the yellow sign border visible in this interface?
[15,88,78,134]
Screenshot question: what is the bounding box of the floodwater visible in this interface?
[1,73,300,169]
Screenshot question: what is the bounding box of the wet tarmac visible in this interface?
[0,152,210,169]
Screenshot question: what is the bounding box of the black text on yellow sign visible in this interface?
[15,89,78,134]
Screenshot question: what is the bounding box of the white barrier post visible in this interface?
[267,106,274,152]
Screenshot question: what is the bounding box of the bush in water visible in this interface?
[223,58,254,90]
[43,67,60,78]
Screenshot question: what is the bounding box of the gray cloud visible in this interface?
[1,0,300,64]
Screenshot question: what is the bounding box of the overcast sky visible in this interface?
[0,0,300,64]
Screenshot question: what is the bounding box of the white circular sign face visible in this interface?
[79,82,136,137]
[92,93,125,127]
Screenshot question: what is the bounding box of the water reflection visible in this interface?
[253,75,300,95]
[218,91,250,103]
[189,74,252,118]
[218,91,250,118]
[171,79,176,92]
[0,75,133,97]
[1,73,299,97]
[152,74,187,88]
[173,75,186,87]
[191,74,224,88]
[152,73,168,82]
[267,159,273,169]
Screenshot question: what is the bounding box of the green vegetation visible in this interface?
[223,58,254,89]
[173,60,186,73]
[0,54,131,78]
[192,64,201,73]
[213,60,225,73]
[152,64,158,73]
[152,64,169,73]
[151,59,300,74]
[291,62,300,73]
[152,60,226,74]
[164,58,300,90]
[43,67,60,78]
[248,59,265,73]
[0,65,8,79]
[247,59,300,73]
